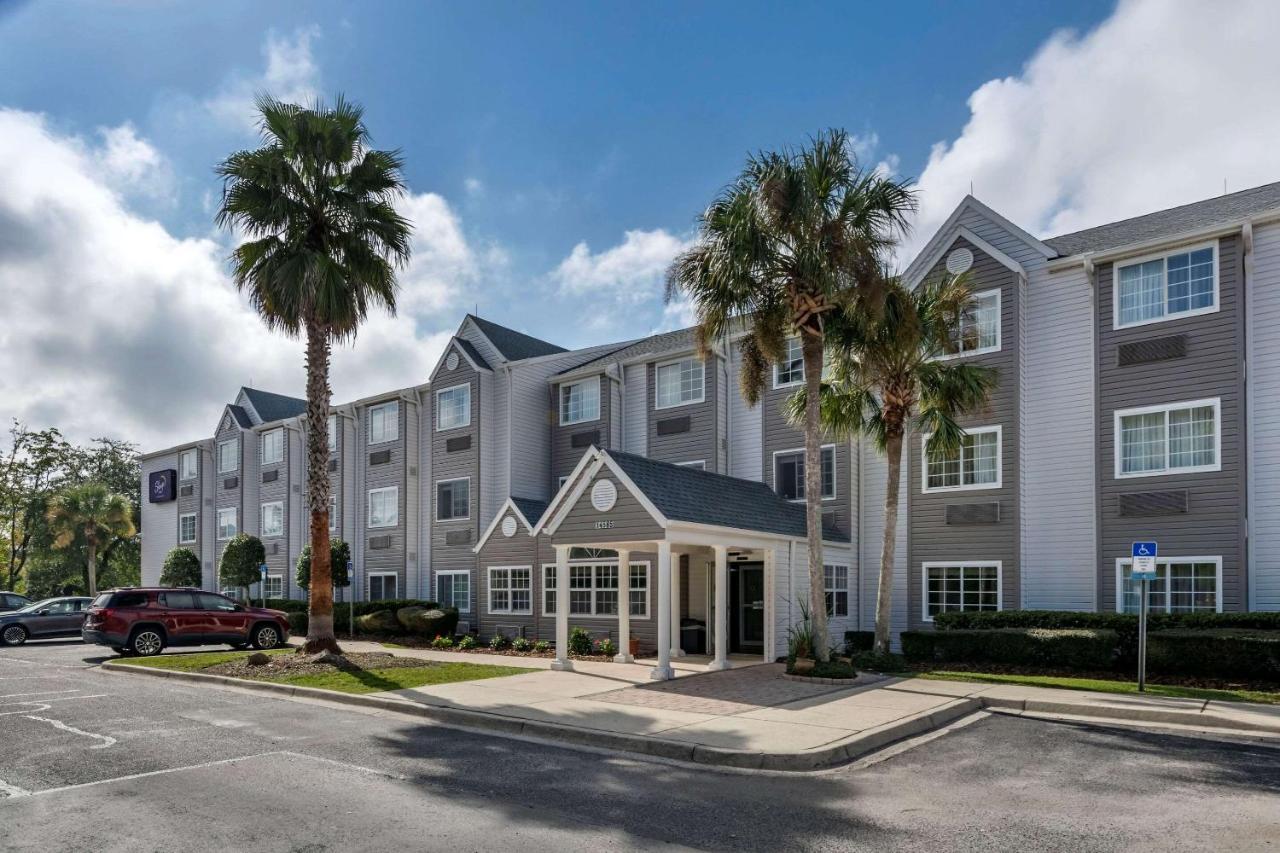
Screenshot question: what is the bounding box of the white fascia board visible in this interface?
[529,448,606,535]
[1044,210,1280,272]
[902,195,1053,286]
[906,226,1027,290]
[473,497,537,553]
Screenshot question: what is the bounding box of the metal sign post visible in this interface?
[259,563,269,609]
[1131,542,1158,693]
[347,560,355,640]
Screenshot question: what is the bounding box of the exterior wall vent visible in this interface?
[1118,490,1189,517]
[570,430,599,449]
[946,246,974,275]
[223,476,239,490]
[445,530,472,546]
[656,416,692,436]
[179,485,194,497]
[446,435,472,453]
[945,502,1000,524]
[262,470,278,483]
[369,535,393,550]
[1117,334,1187,367]
[369,449,392,466]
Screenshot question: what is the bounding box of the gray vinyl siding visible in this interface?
[430,347,481,590]
[552,374,615,488]
[176,446,202,572]
[363,396,409,598]
[908,237,1021,629]
[647,354,722,471]
[1095,234,1246,612]
[623,362,648,455]
[405,396,422,598]
[257,426,290,594]
[140,452,179,587]
[716,356,729,473]
[213,413,245,571]
[551,471,664,545]
[1249,220,1280,610]
[727,345,763,482]
[480,366,502,532]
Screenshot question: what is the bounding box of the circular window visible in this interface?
[501,515,517,538]
[945,247,974,275]
[446,351,459,371]
[590,478,618,512]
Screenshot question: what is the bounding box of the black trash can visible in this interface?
[680,618,706,655]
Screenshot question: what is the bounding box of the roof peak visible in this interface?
[464,314,568,361]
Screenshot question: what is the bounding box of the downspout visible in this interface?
[400,390,420,603]
[1243,221,1255,611]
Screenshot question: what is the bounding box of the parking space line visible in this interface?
[26,752,290,797]
[0,689,81,699]
[0,694,110,715]
[0,778,31,798]
[21,714,116,749]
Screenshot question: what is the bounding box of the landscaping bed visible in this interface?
[908,666,1280,706]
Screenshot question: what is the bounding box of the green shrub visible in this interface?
[789,658,856,679]
[1147,630,1280,680]
[489,633,510,650]
[219,534,265,595]
[160,548,202,588]
[844,631,875,653]
[787,600,816,661]
[457,635,477,650]
[295,539,351,590]
[850,650,908,672]
[568,627,593,656]
[287,611,308,635]
[533,639,550,653]
[597,638,617,657]
[431,635,454,649]
[512,637,532,652]
[902,628,1118,670]
[264,598,309,613]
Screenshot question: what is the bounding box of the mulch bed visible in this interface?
[912,660,1280,694]
[206,651,427,679]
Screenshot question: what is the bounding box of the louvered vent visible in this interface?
[179,485,194,497]
[223,477,239,490]
[657,416,692,436]
[1118,490,1188,517]
[262,470,278,483]
[369,535,392,550]
[945,502,1001,524]
[445,530,473,546]
[369,449,391,465]
[1117,335,1186,367]
[446,435,472,453]
[570,430,599,449]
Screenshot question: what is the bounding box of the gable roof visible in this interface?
[466,314,567,361]
[902,195,1054,288]
[511,497,549,527]
[473,495,549,552]
[1044,181,1280,258]
[240,387,307,424]
[453,338,493,372]
[557,327,695,378]
[225,404,252,429]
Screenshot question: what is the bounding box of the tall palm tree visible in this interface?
[787,273,997,655]
[667,130,915,660]
[216,95,412,654]
[45,482,136,596]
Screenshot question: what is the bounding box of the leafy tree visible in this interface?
[295,539,351,591]
[44,483,136,595]
[216,96,412,653]
[787,273,996,654]
[219,534,265,601]
[160,547,203,587]
[667,129,915,659]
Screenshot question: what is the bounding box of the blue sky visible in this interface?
[3,0,1278,447]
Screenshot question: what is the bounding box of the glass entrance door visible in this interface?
[736,565,764,652]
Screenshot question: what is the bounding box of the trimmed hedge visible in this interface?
[902,628,1118,670]
[1147,629,1280,680]
[265,599,445,639]
[844,631,875,652]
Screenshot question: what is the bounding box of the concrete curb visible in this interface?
[978,694,1280,734]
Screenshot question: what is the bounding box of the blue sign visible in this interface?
[147,469,176,503]
[1131,542,1158,580]
[259,563,269,578]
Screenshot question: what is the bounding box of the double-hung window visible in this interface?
[328,495,338,533]
[260,501,283,537]
[656,357,704,408]
[774,337,805,387]
[436,384,471,431]
[368,401,399,444]
[179,449,198,481]
[1117,558,1220,614]
[216,507,237,540]
[923,426,1001,492]
[1115,244,1217,327]
[260,428,284,465]
[263,575,284,599]
[217,438,239,474]
[435,478,469,521]
[369,573,399,602]
[436,570,470,612]
[774,446,836,501]
[488,567,532,614]
[559,378,600,425]
[544,562,648,617]
[367,486,399,528]
[179,512,197,544]
[1116,398,1219,478]
[948,289,1001,355]
[327,414,338,453]
[923,563,1000,620]
[824,565,849,617]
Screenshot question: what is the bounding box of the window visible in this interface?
[947,289,1000,355]
[774,446,836,501]
[217,439,239,474]
[488,567,532,614]
[1116,398,1220,478]
[197,592,237,611]
[369,573,399,602]
[179,512,197,544]
[368,401,399,444]
[774,337,805,387]
[435,478,469,521]
[159,591,197,609]
[260,428,284,465]
[216,507,237,540]
[367,487,399,528]
[436,384,471,431]
[1115,244,1217,328]
[559,378,600,425]
[924,563,1001,621]
[263,575,284,599]
[436,570,470,612]
[544,562,648,617]
[824,565,849,617]
[1117,558,1221,614]
[656,357,705,408]
[327,414,338,453]
[676,460,706,471]
[328,495,338,533]
[923,426,1001,492]
[260,501,283,537]
[179,449,198,481]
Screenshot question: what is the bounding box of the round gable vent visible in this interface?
[446,351,459,371]
[945,247,974,275]
[590,478,618,512]
[501,515,517,538]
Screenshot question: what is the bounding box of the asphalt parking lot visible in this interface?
[2,639,1279,852]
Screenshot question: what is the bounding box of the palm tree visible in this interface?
[667,129,915,660]
[45,483,136,595]
[216,95,412,654]
[787,273,997,655]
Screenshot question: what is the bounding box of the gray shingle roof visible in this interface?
[240,387,307,424]
[557,327,696,376]
[455,338,492,372]
[467,314,567,361]
[225,404,252,429]
[606,450,843,540]
[1044,181,1280,257]
[511,497,549,527]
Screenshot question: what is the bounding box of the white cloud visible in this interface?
[95,123,173,201]
[901,0,1280,261]
[552,228,692,301]
[205,26,322,132]
[463,177,484,197]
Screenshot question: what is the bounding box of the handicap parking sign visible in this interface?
[1131,542,1158,580]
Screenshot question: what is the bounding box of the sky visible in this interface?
[3,0,1280,451]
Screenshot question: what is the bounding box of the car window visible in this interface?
[111,592,150,608]
[90,593,113,609]
[72,599,90,611]
[196,593,237,612]
[159,591,197,609]
[17,598,56,613]
[42,600,75,615]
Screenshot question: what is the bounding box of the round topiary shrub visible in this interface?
[295,539,351,591]
[160,547,202,588]
[219,534,265,598]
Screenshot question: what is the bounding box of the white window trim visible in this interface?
[434,477,471,522]
[1112,241,1220,330]
[1113,556,1223,614]
[559,377,601,426]
[367,486,399,529]
[178,512,197,544]
[368,571,401,602]
[368,401,400,445]
[1113,397,1222,480]
[824,564,850,618]
[216,507,237,541]
[435,569,471,613]
[327,414,338,453]
[260,501,284,538]
[772,445,838,502]
[654,356,706,410]
[328,495,339,533]
[676,460,706,470]
[262,574,284,598]
[557,475,570,490]
[921,561,1003,623]
[921,425,1003,493]
[217,438,239,474]
[179,449,198,481]
[541,560,652,620]
[260,427,284,466]
[936,287,1002,360]
[487,565,534,615]
[435,383,472,432]
[772,337,805,389]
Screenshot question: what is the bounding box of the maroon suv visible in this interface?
[82,588,289,657]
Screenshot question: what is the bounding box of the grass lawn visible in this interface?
[916,670,1280,706]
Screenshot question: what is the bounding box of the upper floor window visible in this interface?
[1115,244,1217,328]
[436,478,470,521]
[923,426,1001,492]
[260,501,284,537]
[327,414,338,453]
[560,378,600,425]
[328,495,338,533]
[216,507,237,540]
[217,438,239,474]
[368,401,399,444]
[774,446,836,501]
[179,449,198,481]
[1117,558,1220,614]
[947,289,1000,356]
[436,384,471,431]
[260,428,284,466]
[367,486,399,529]
[179,512,197,544]
[656,357,705,408]
[774,337,804,387]
[1115,398,1220,478]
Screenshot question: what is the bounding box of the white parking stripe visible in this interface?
[0,694,110,715]
[21,715,116,749]
[27,752,288,796]
[0,689,80,699]
[0,778,31,798]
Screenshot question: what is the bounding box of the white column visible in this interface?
[708,545,730,670]
[650,541,674,680]
[614,548,633,663]
[669,551,684,658]
[551,544,572,671]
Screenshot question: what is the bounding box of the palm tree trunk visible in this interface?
[874,424,904,656]
[801,334,830,662]
[86,542,97,596]
[304,320,340,654]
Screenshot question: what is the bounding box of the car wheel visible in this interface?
[130,629,165,657]
[251,624,281,650]
[2,625,27,647]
